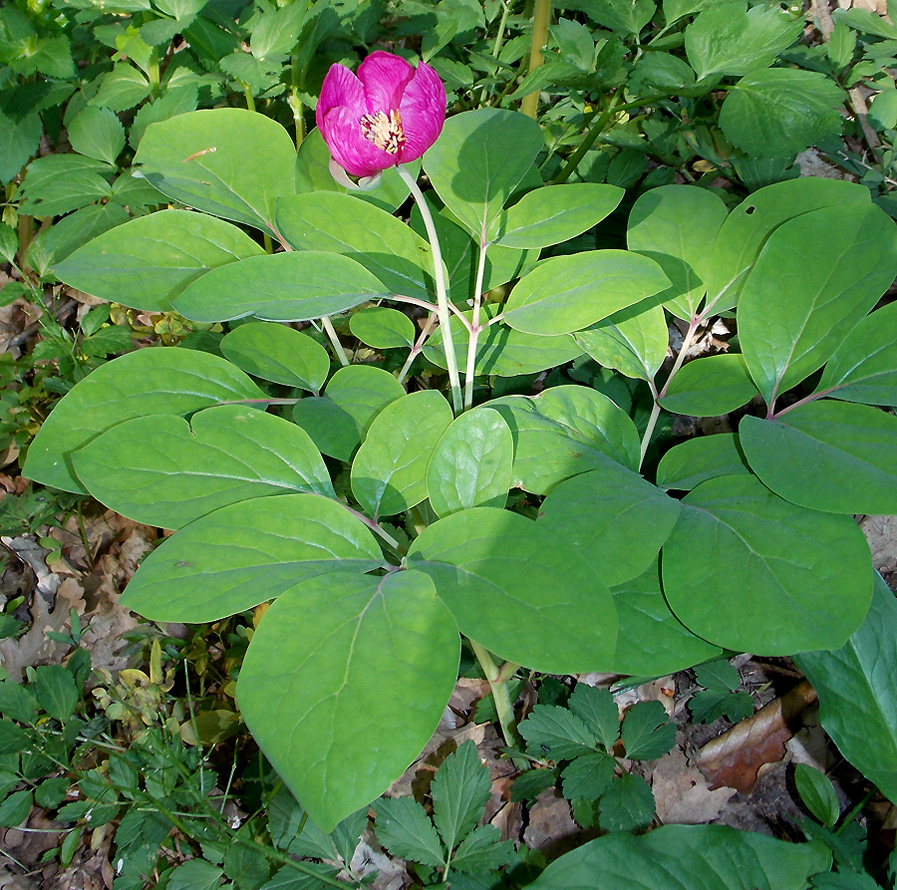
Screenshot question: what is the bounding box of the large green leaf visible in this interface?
[609,561,721,677]
[661,474,873,654]
[173,251,389,323]
[720,69,844,158]
[292,365,405,462]
[423,108,544,240]
[627,185,729,321]
[237,570,459,832]
[133,108,296,232]
[704,179,871,314]
[22,348,264,494]
[503,250,669,337]
[424,306,583,378]
[740,402,897,515]
[815,300,897,406]
[350,390,453,518]
[72,406,334,529]
[427,408,514,517]
[276,192,436,302]
[0,109,41,185]
[684,1,803,80]
[659,354,760,417]
[120,494,383,623]
[538,464,680,587]
[53,210,264,312]
[655,433,751,491]
[220,322,330,394]
[794,575,897,805]
[495,183,624,249]
[574,302,669,382]
[408,507,617,673]
[525,825,829,890]
[739,204,897,406]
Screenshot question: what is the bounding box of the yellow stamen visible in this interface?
[360,109,405,154]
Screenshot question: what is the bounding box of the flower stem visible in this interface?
[397,165,463,413]
[321,315,350,366]
[464,239,490,410]
[470,640,520,749]
[520,0,552,119]
[397,312,437,386]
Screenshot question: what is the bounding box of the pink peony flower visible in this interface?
[316,51,446,179]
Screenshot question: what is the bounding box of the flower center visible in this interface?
[360,109,405,155]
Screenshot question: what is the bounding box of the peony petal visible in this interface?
[316,63,365,137]
[397,61,446,164]
[358,51,415,114]
[321,106,396,178]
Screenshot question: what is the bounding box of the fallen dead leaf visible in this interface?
[522,788,584,857]
[652,747,737,824]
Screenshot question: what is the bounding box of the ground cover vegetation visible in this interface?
[2,0,897,887]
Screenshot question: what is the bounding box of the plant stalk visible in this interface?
[321,315,350,366]
[464,238,490,410]
[470,640,520,748]
[521,0,551,118]
[397,165,463,413]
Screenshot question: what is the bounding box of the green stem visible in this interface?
[397,312,437,386]
[479,0,514,105]
[321,315,350,366]
[552,91,622,184]
[470,640,520,748]
[243,83,256,112]
[521,0,551,118]
[464,238,489,410]
[397,165,463,413]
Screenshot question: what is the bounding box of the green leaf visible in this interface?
[220,323,330,394]
[43,204,130,265]
[0,223,16,264]
[133,108,296,231]
[739,203,897,405]
[562,752,616,800]
[597,773,655,832]
[869,88,897,131]
[73,406,335,529]
[620,700,676,760]
[0,110,41,185]
[609,560,722,676]
[0,790,32,827]
[424,305,583,378]
[67,106,126,165]
[33,665,78,723]
[174,251,389,323]
[740,402,897,515]
[292,365,405,461]
[627,184,729,321]
[374,796,445,868]
[237,571,460,833]
[168,859,225,890]
[581,0,655,35]
[495,183,624,249]
[450,825,514,874]
[351,390,453,518]
[427,408,514,517]
[662,474,873,654]
[694,659,740,692]
[575,302,669,382]
[655,434,750,491]
[519,704,597,761]
[17,154,113,217]
[432,740,492,853]
[795,576,897,804]
[659,354,760,416]
[568,685,619,751]
[23,347,265,494]
[120,493,382,623]
[511,767,559,802]
[0,680,38,724]
[408,508,617,674]
[815,300,897,406]
[684,1,803,80]
[90,63,152,111]
[349,307,415,350]
[721,69,844,158]
[54,210,265,312]
[537,463,680,587]
[224,841,271,890]
[276,192,436,303]
[424,108,544,239]
[704,178,871,313]
[794,765,839,829]
[485,386,641,494]
[503,250,670,336]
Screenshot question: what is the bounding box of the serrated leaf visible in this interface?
[597,773,655,832]
[567,685,619,752]
[0,680,38,724]
[450,825,514,874]
[0,790,33,827]
[432,740,492,853]
[694,659,740,693]
[519,704,597,761]
[0,109,41,185]
[561,752,616,801]
[375,797,445,867]
[511,768,559,802]
[68,106,126,165]
[238,571,460,832]
[621,701,676,761]
[33,665,78,723]
[17,154,113,217]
